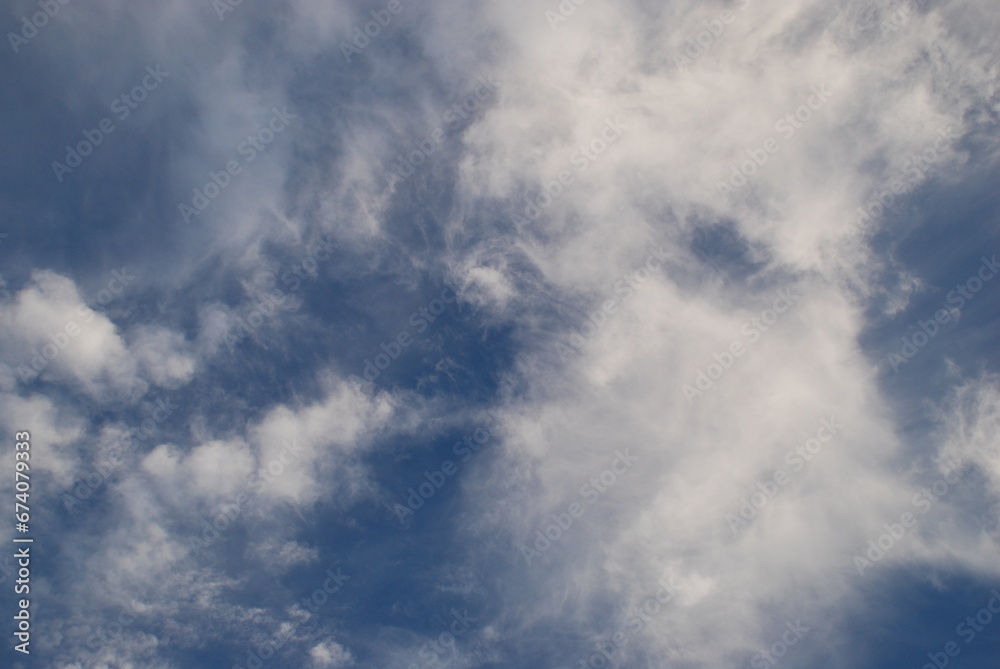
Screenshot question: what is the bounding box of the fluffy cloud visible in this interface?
[0,270,140,397]
[309,638,354,668]
[250,375,396,505]
[0,270,198,399]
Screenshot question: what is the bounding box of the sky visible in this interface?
[1,0,1000,668]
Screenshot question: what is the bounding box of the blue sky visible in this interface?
[1,0,1000,668]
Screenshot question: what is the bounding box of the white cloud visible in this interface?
[401,0,1000,665]
[250,374,396,506]
[309,638,354,668]
[129,325,197,388]
[249,537,320,572]
[142,438,256,501]
[0,392,85,487]
[0,271,199,399]
[0,270,141,397]
[940,374,1000,489]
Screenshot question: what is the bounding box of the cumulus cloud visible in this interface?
[0,270,199,399]
[250,375,396,505]
[0,270,140,397]
[142,438,256,500]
